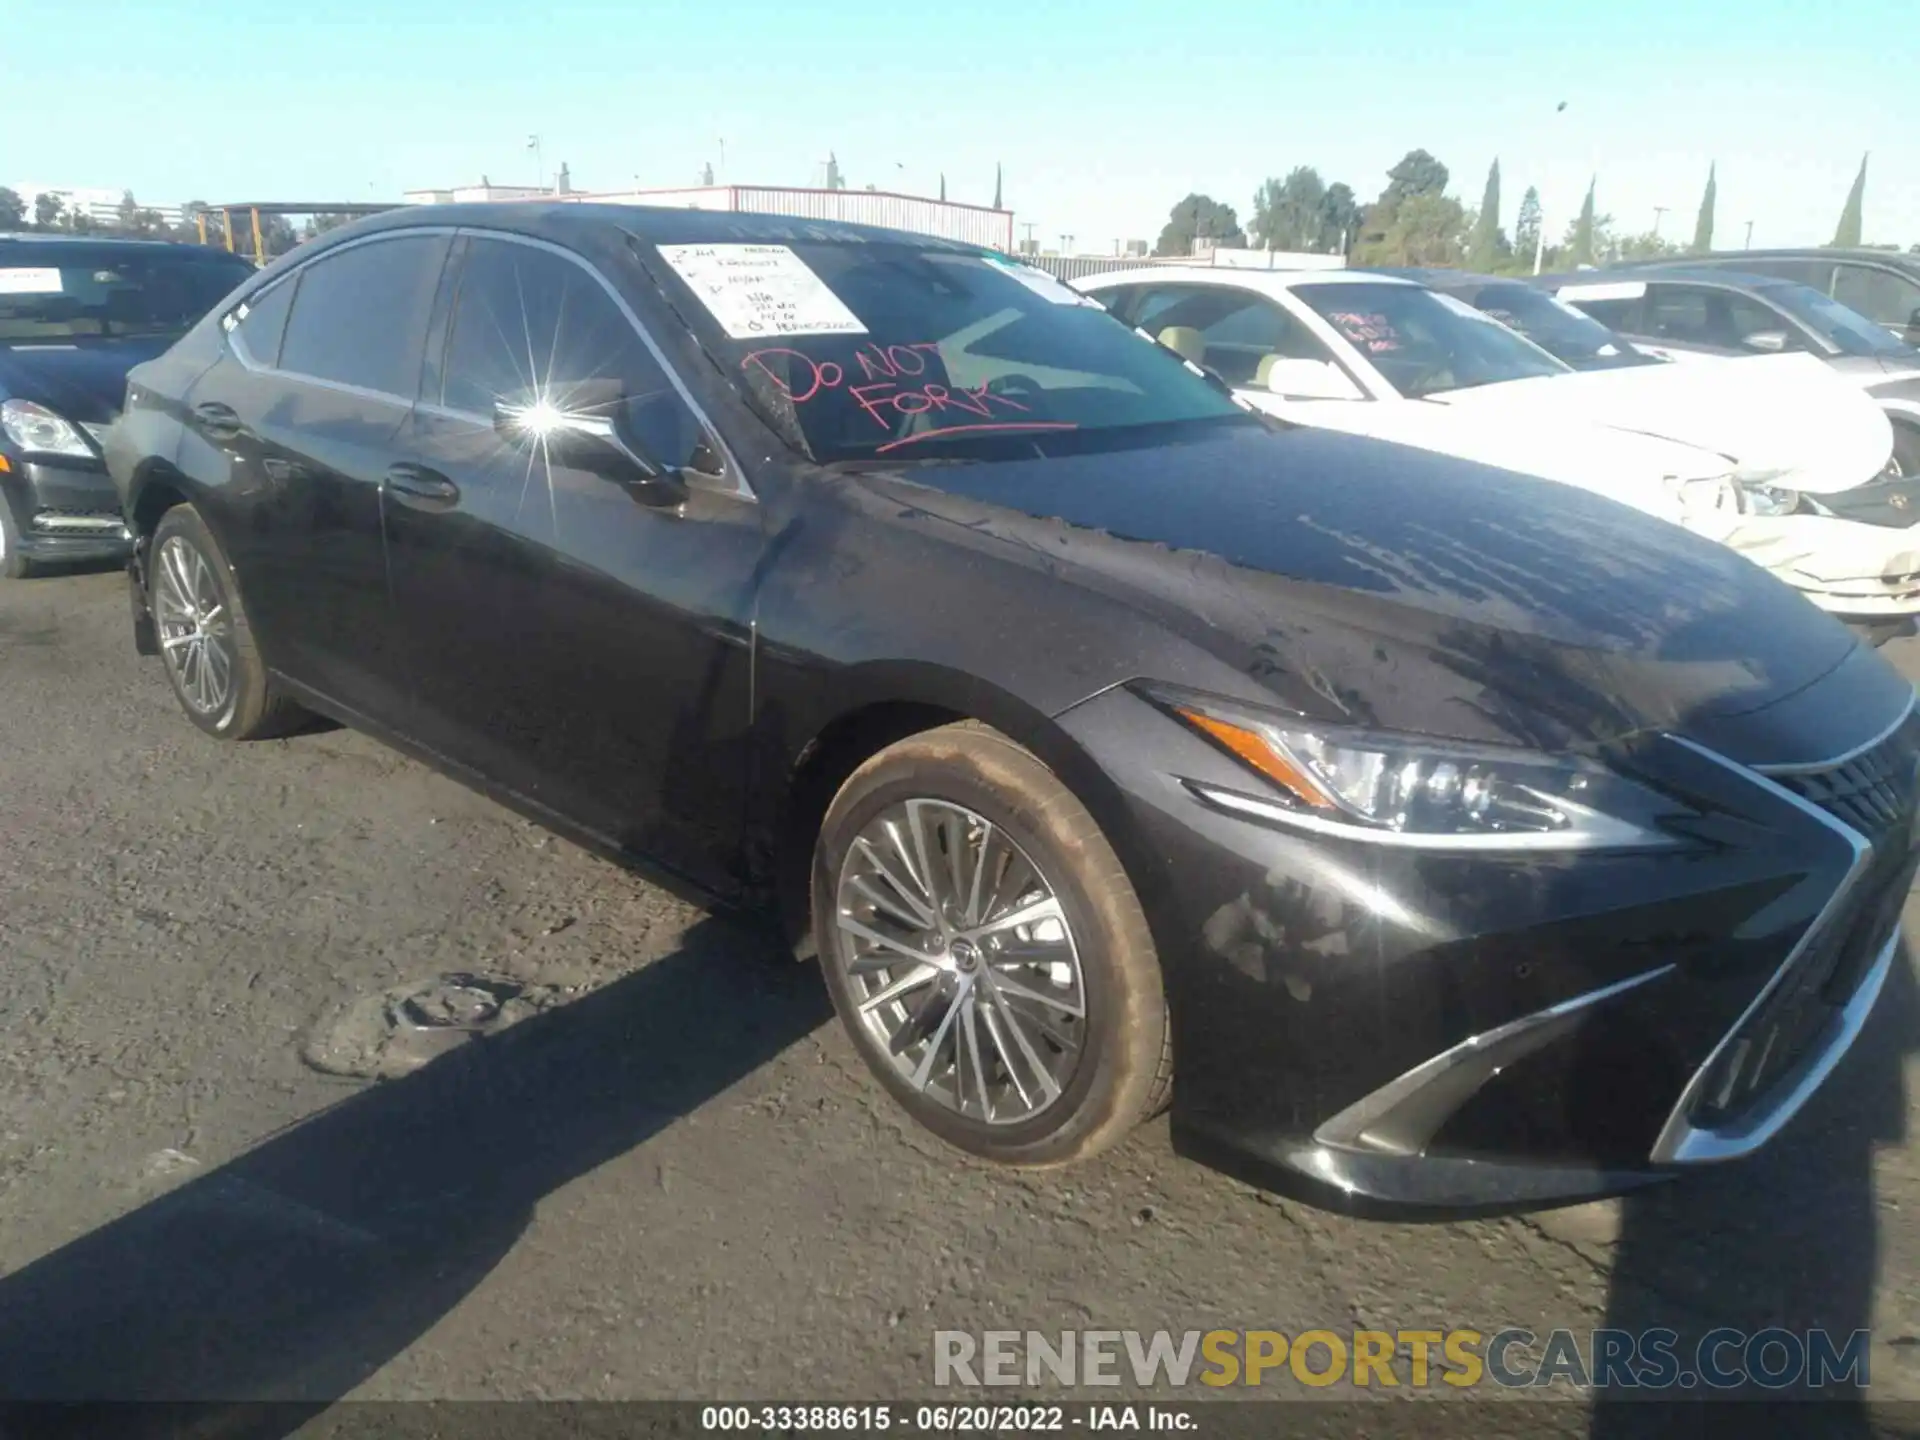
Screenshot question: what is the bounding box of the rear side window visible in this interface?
[278,234,448,398]
[1564,295,1641,332]
[440,237,706,467]
[230,278,295,366]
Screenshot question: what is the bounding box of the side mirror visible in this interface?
[1740,330,1790,354]
[492,382,689,507]
[1261,357,1364,401]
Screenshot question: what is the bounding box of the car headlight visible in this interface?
[0,399,94,459]
[1741,484,1802,517]
[1151,689,1684,850]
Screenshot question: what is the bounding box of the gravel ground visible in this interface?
[1,566,1917,1425]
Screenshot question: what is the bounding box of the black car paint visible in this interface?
[1,239,255,566]
[108,205,1919,1214]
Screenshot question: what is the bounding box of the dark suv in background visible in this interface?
[0,234,255,577]
[1634,248,1920,347]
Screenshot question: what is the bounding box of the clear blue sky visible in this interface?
[7,0,1912,252]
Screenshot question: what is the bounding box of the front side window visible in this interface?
[0,246,255,344]
[1118,285,1339,386]
[1291,281,1567,398]
[439,237,707,468]
[1761,280,1916,358]
[278,234,448,397]
[644,240,1251,464]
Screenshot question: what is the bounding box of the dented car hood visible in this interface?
[855,424,1864,753]
[1428,351,1895,494]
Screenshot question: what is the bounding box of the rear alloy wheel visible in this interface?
[149,505,305,740]
[813,722,1171,1167]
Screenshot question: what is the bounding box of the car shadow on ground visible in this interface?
[1589,946,1918,1435]
[0,914,831,1435]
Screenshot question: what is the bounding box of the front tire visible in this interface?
[149,505,306,740]
[0,503,34,579]
[812,722,1171,1167]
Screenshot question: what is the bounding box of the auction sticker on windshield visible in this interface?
[0,268,64,296]
[657,244,867,339]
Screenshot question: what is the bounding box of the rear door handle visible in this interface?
[192,400,245,442]
[383,462,461,509]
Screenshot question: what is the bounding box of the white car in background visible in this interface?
[1074,266,1916,634]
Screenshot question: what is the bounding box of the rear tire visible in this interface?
[812,721,1171,1168]
[1892,422,1920,478]
[0,504,35,580]
[149,505,307,740]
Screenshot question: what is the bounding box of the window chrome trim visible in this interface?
[1751,687,1916,776]
[1648,733,1888,1165]
[1312,964,1676,1156]
[449,227,753,502]
[1183,780,1682,853]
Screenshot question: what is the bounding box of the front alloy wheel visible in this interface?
[836,798,1087,1126]
[814,721,1171,1167]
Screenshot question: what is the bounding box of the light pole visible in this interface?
[1021,222,1037,254]
[528,134,544,191]
[1744,219,1754,249]
[1652,205,1669,239]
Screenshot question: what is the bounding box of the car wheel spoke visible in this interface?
[835,796,1085,1127]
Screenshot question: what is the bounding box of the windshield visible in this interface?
[1293,281,1569,398]
[0,246,256,344]
[1456,282,1659,371]
[1759,281,1916,359]
[647,239,1251,463]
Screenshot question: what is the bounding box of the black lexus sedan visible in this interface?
[0,234,256,577]
[104,204,1919,1215]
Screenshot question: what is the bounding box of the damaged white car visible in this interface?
[1074,267,1915,638]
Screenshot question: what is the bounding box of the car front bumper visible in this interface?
[1704,511,1920,618]
[1056,684,1918,1217]
[1,455,133,563]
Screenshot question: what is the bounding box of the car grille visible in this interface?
[31,507,129,536]
[1686,711,1920,1130]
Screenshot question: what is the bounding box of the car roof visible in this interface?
[1075,265,1415,294]
[1579,265,1800,292]
[1356,266,1516,290]
[0,233,216,253]
[1650,247,1920,273]
[329,201,994,255]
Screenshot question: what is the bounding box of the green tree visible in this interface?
[1154,193,1246,256]
[1513,185,1542,265]
[1355,192,1468,266]
[1318,182,1361,254]
[33,192,65,230]
[826,153,844,191]
[1381,149,1449,208]
[992,163,1002,210]
[1691,163,1716,253]
[1832,153,1867,247]
[939,173,947,203]
[116,189,141,234]
[1467,159,1501,270]
[1568,178,1597,265]
[1250,166,1326,251]
[0,187,24,230]
[1616,230,1680,263]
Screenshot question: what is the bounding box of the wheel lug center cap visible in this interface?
[949,938,981,973]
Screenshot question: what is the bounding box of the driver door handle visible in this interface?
[383,462,461,509]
